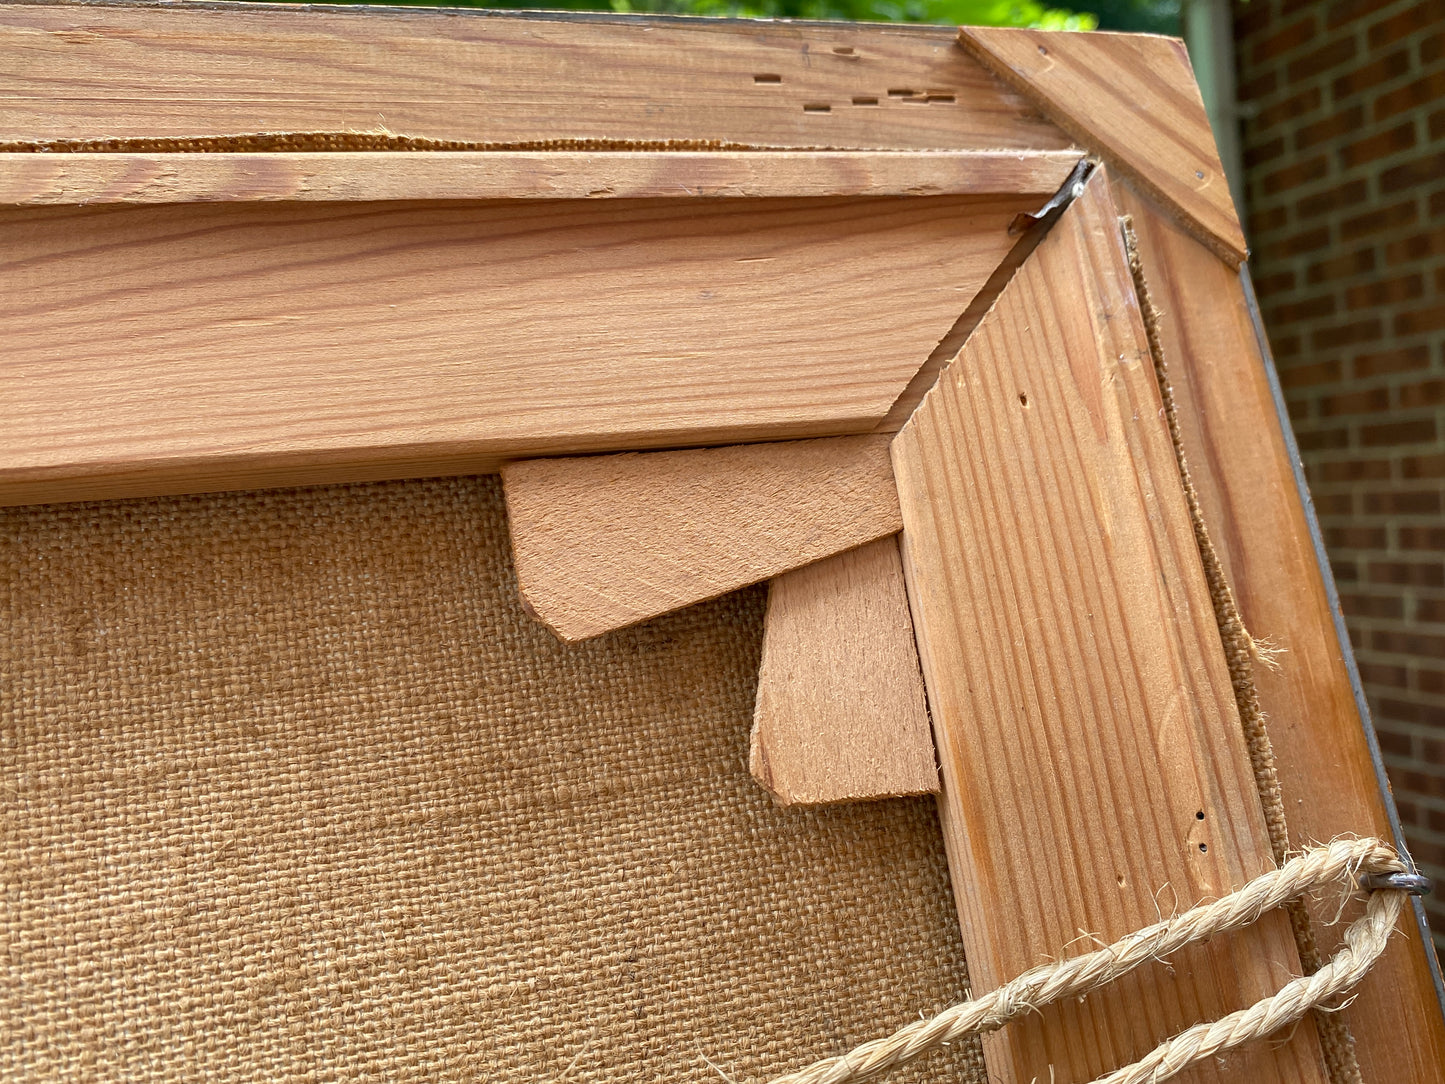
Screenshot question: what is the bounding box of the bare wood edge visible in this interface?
[955,28,1248,269]
[0,150,1084,205]
[888,168,1327,1081]
[1112,180,1445,1074]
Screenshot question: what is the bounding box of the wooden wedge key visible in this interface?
[502,436,902,641]
[750,537,937,807]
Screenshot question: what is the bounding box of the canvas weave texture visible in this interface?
[1,476,984,1083]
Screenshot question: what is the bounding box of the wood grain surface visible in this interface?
[502,437,901,642]
[0,194,1034,507]
[750,536,937,807]
[1121,180,1445,1082]
[891,171,1327,1083]
[0,149,1082,205]
[958,27,1247,266]
[0,3,1073,151]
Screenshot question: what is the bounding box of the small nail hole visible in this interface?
[1198,843,1208,853]
[852,96,879,106]
[753,73,782,84]
[926,94,956,104]
[1038,45,1048,55]
[1018,392,1028,406]
[1195,169,1205,179]
[832,45,855,55]
[887,88,917,97]
[1196,811,1206,820]
[1117,875,1126,887]
[802,103,831,113]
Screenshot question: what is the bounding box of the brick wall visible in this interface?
[1231,0,1445,940]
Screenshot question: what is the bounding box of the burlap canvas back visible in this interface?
[1,476,985,1083]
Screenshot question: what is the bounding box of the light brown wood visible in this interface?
[750,536,937,806]
[957,27,1247,267]
[891,171,1326,1082]
[1120,180,1445,1082]
[0,3,1072,152]
[503,437,901,642]
[0,193,1035,507]
[0,149,1083,205]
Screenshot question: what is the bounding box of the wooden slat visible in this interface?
[0,149,1082,205]
[958,27,1247,267]
[502,437,901,642]
[750,536,937,806]
[0,193,1035,507]
[1120,180,1445,1081]
[890,171,1327,1082]
[0,3,1072,151]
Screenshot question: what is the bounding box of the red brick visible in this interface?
[1297,178,1369,219]
[1343,591,1408,617]
[1306,246,1376,284]
[1255,86,1324,132]
[1395,305,1445,335]
[1339,122,1418,169]
[1297,426,1351,451]
[1253,270,1298,296]
[1421,600,1445,624]
[1263,155,1329,196]
[1316,491,1356,515]
[1250,204,1290,234]
[1235,0,1275,38]
[1319,456,1393,481]
[1280,358,1342,387]
[1368,2,1442,48]
[1297,104,1364,150]
[1420,668,1445,694]
[1396,797,1424,826]
[1370,556,1445,583]
[1425,29,1444,62]
[1400,523,1445,546]
[1346,272,1424,308]
[1310,317,1383,348]
[1402,456,1445,481]
[1320,387,1391,416]
[1334,554,1360,580]
[1382,151,1445,193]
[1238,70,1280,101]
[1386,226,1445,263]
[1400,379,1445,409]
[1272,332,1304,358]
[1246,135,1287,168]
[1253,14,1319,63]
[1287,395,1311,423]
[1333,49,1413,98]
[1341,199,1417,240]
[1379,697,1445,728]
[1392,768,1445,798]
[1290,37,1358,80]
[1376,626,1445,655]
[1360,660,1411,687]
[1270,293,1339,324]
[1431,107,1445,141]
[1376,70,1445,122]
[1354,344,1430,376]
[1278,224,1334,256]
[1432,189,1445,218]
[1378,726,1415,757]
[1326,524,1389,547]
[1361,417,1439,446]
[1327,0,1386,29]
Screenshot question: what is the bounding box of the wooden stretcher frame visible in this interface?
[3,1,1443,1081]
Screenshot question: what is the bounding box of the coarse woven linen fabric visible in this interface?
[1,476,985,1084]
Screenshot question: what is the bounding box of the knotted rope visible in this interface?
[770,837,1412,1084]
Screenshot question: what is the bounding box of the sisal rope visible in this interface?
[769,836,1410,1084]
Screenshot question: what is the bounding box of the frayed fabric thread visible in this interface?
[769,837,1409,1084]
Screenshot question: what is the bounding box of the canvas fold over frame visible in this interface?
[2,3,1442,1082]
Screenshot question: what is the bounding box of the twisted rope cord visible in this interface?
[769,837,1409,1084]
